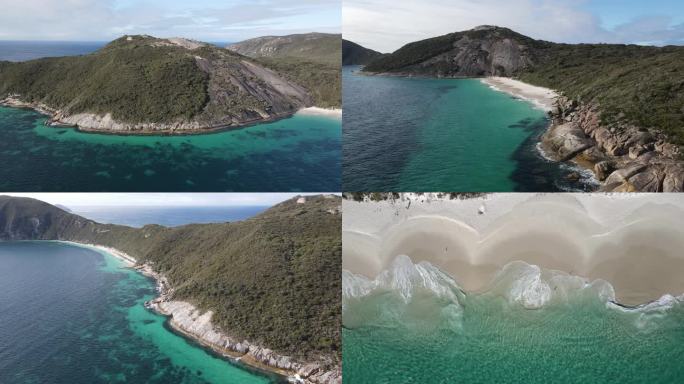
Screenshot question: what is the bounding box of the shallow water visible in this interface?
[0,106,340,191]
[342,257,684,383]
[342,66,597,192]
[0,242,285,384]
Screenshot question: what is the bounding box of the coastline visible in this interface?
[296,107,342,119]
[59,240,340,384]
[480,76,558,112]
[342,194,684,306]
[0,97,341,136]
[479,77,683,192]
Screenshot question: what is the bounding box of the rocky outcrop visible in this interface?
[542,97,684,192]
[140,265,341,384]
[364,26,538,77]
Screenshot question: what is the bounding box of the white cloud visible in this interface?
[343,0,683,52]
[0,0,341,41]
[2,193,335,207]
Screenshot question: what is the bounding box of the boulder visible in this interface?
[594,161,615,181]
[542,123,594,162]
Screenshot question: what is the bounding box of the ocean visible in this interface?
[342,259,684,383]
[342,66,597,192]
[0,41,233,62]
[0,241,286,384]
[0,106,341,192]
[67,205,268,227]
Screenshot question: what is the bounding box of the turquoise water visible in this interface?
[342,66,596,191]
[0,241,285,383]
[0,106,340,191]
[342,260,684,383]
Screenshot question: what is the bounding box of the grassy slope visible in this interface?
[0,195,341,363]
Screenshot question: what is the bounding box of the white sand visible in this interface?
[296,107,342,119]
[343,194,684,305]
[481,77,558,111]
[58,241,137,266]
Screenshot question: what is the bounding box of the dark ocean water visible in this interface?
[342,66,598,192]
[0,41,105,61]
[0,106,341,192]
[0,41,232,62]
[67,205,268,227]
[0,241,285,384]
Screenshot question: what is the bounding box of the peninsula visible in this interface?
[0,34,341,134]
[0,195,342,384]
[361,26,684,192]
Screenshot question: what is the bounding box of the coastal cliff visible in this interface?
[0,35,340,134]
[0,195,342,382]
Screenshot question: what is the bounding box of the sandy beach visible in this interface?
[296,107,342,119]
[481,77,558,111]
[342,194,684,306]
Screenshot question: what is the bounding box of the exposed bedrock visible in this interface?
[541,97,684,192]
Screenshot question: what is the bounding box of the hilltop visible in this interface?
[342,39,384,65]
[227,33,341,66]
[362,26,684,192]
[0,195,342,382]
[228,33,342,109]
[0,35,338,134]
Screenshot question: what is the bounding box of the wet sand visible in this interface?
[342,193,684,306]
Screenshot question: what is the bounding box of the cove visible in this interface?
[342,66,596,192]
[0,241,286,384]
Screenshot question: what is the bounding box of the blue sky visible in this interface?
[344,0,684,52]
[0,0,340,42]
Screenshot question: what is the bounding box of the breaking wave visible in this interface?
[343,255,683,330]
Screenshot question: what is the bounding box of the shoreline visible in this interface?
[0,97,341,136]
[480,76,558,112]
[342,194,684,306]
[296,107,342,119]
[59,240,339,384]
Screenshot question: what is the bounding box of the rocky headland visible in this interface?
[0,34,342,135]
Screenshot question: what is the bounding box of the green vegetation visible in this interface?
[342,40,384,66]
[259,57,341,108]
[0,36,209,123]
[518,44,684,146]
[228,33,341,67]
[362,27,684,146]
[0,195,341,363]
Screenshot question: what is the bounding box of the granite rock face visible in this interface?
[543,97,684,192]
